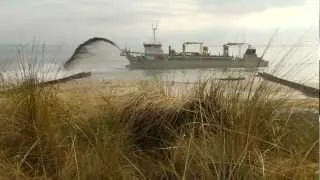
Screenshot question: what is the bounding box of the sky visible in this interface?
[0,0,318,50]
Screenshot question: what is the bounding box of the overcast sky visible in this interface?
[0,0,318,49]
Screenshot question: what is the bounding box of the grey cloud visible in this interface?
[195,0,305,15]
[17,0,176,33]
[0,0,311,44]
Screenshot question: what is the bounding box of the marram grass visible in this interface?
[0,67,318,180]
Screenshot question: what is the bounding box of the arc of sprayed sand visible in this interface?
[63,37,120,69]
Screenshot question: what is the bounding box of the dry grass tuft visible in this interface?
[0,48,318,179]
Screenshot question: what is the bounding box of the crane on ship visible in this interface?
[181,42,209,56]
[222,42,248,57]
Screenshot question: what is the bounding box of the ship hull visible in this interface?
[125,55,269,69]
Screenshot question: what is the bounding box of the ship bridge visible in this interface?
[143,43,163,55]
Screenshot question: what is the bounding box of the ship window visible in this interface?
[144,44,161,48]
[245,49,256,55]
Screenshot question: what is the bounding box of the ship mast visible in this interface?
[152,24,158,43]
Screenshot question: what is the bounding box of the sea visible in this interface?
[0,37,319,89]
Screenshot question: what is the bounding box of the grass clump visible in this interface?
[0,59,318,179]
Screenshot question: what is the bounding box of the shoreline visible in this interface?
[49,71,318,100]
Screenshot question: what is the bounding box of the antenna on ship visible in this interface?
[152,24,158,43]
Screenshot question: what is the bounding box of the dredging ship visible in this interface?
[121,25,269,69]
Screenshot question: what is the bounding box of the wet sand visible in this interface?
[57,75,318,102]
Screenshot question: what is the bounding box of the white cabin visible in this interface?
[143,43,163,55]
